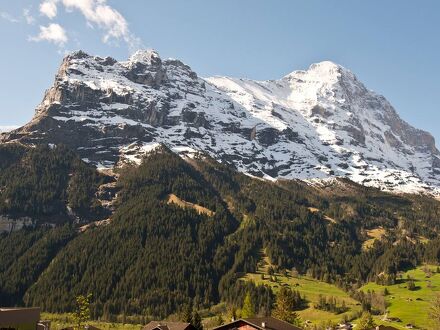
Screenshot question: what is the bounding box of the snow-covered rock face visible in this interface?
[2,50,439,195]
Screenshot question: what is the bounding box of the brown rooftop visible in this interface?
[213,317,302,330]
[143,321,195,330]
[0,307,41,326]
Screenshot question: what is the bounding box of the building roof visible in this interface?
[0,307,41,325]
[61,326,101,330]
[143,321,194,330]
[213,317,302,330]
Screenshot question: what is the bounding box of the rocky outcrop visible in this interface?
[124,50,167,86]
[0,216,34,233]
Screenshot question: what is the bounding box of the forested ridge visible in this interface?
[1,144,440,321]
[0,144,105,221]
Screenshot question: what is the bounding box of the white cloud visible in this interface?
[40,0,58,19]
[38,0,143,50]
[30,23,68,46]
[0,12,19,23]
[29,0,143,50]
[62,0,131,43]
[23,8,36,24]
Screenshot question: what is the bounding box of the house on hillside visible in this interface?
[61,326,101,330]
[143,321,196,330]
[0,307,49,330]
[212,317,301,330]
[336,323,352,330]
[373,326,399,330]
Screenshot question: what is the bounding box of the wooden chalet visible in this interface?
[212,317,301,330]
[143,321,196,330]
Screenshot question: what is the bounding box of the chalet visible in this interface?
[212,317,302,330]
[60,326,101,330]
[143,321,196,330]
[0,307,49,330]
[373,326,399,330]
[336,323,352,330]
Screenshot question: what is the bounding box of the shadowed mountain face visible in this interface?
[2,50,439,194]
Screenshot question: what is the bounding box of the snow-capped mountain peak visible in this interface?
[126,49,161,66]
[285,60,344,81]
[2,50,439,195]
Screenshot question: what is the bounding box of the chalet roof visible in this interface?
[60,326,101,330]
[143,321,194,330]
[0,307,41,325]
[213,317,302,330]
[374,326,399,330]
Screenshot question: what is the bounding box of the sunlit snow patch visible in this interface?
[171,146,199,159]
[119,142,162,165]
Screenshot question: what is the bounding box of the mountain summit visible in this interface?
[2,50,439,194]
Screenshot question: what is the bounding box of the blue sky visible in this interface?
[1,0,439,143]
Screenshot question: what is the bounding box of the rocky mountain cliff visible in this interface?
[2,50,439,194]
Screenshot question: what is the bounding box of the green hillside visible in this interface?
[241,255,362,326]
[1,143,440,323]
[361,265,440,329]
[0,143,106,221]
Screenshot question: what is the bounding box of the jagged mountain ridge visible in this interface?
[2,50,439,194]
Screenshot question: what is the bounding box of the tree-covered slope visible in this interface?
[1,145,440,321]
[0,225,76,306]
[0,143,106,222]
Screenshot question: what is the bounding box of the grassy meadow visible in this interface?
[41,313,143,330]
[241,253,362,327]
[241,250,440,329]
[361,265,440,329]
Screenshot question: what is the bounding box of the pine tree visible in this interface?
[226,305,237,322]
[241,292,255,318]
[357,311,375,330]
[182,304,193,323]
[407,279,416,291]
[192,310,203,330]
[272,287,301,326]
[73,293,92,330]
[215,315,224,326]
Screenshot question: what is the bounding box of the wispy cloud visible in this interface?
[29,23,68,46]
[0,11,19,23]
[1,8,36,25]
[64,0,128,41]
[23,8,36,24]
